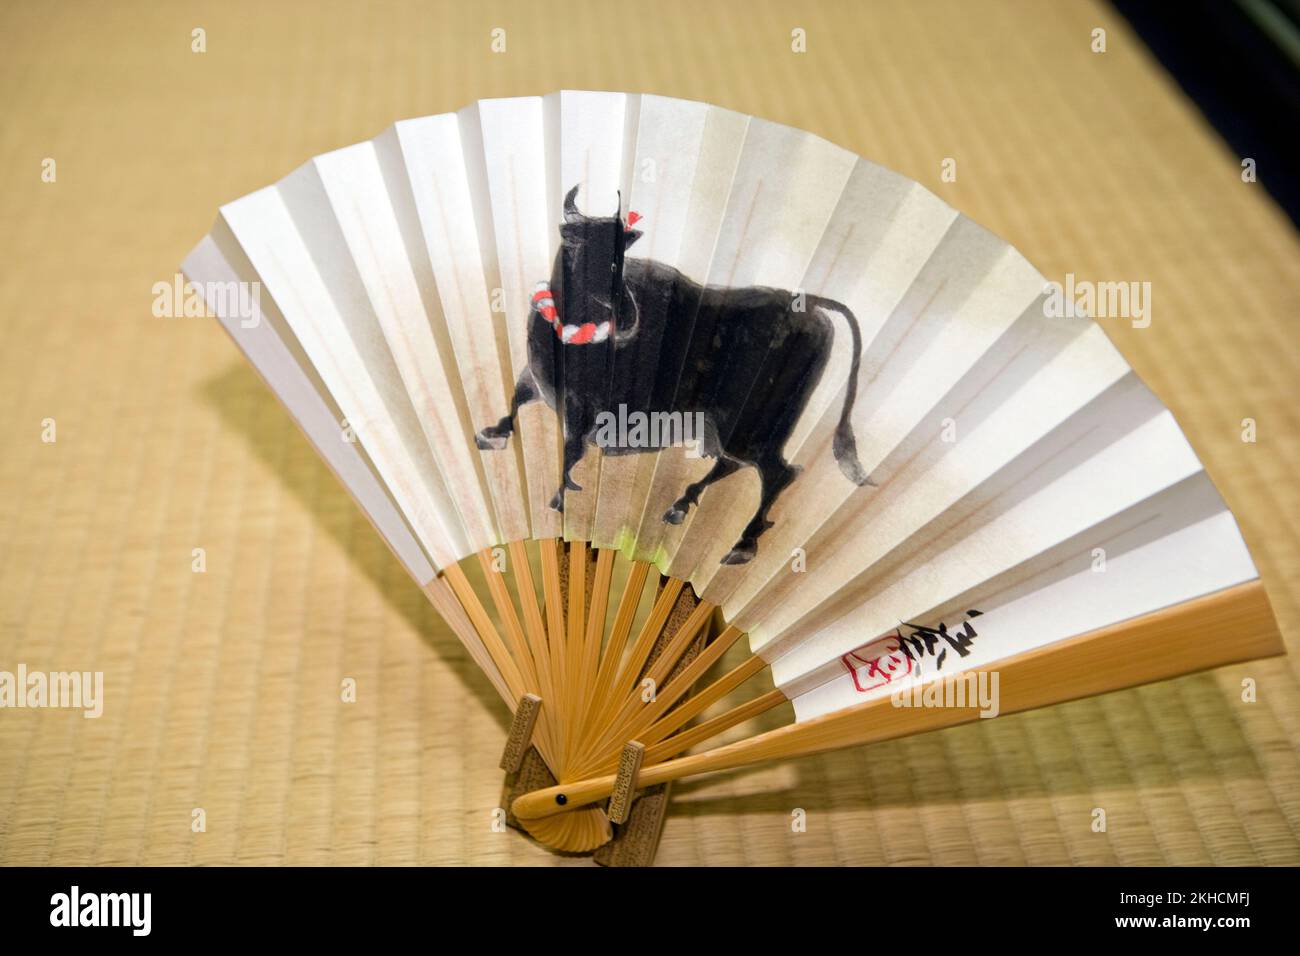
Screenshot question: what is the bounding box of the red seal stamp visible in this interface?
[840,633,914,693]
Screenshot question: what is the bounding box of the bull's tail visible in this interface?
[820,298,873,487]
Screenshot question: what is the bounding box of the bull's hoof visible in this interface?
[662,504,688,525]
[476,430,508,451]
[720,541,756,565]
[548,491,566,512]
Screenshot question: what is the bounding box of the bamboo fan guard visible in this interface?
[183,91,1284,861]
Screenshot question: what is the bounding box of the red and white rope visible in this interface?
[532,282,610,345]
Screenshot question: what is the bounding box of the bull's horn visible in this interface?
[563,185,581,222]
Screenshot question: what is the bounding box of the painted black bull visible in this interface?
[476,185,872,565]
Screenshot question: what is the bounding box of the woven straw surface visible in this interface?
[0,0,1296,866]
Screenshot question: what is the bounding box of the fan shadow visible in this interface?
[199,361,509,731]
[666,665,1269,825]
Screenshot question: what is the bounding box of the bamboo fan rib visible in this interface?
[184,91,1283,855]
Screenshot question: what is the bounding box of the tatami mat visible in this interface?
[0,0,1296,865]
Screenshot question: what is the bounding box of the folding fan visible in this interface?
[183,91,1283,854]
